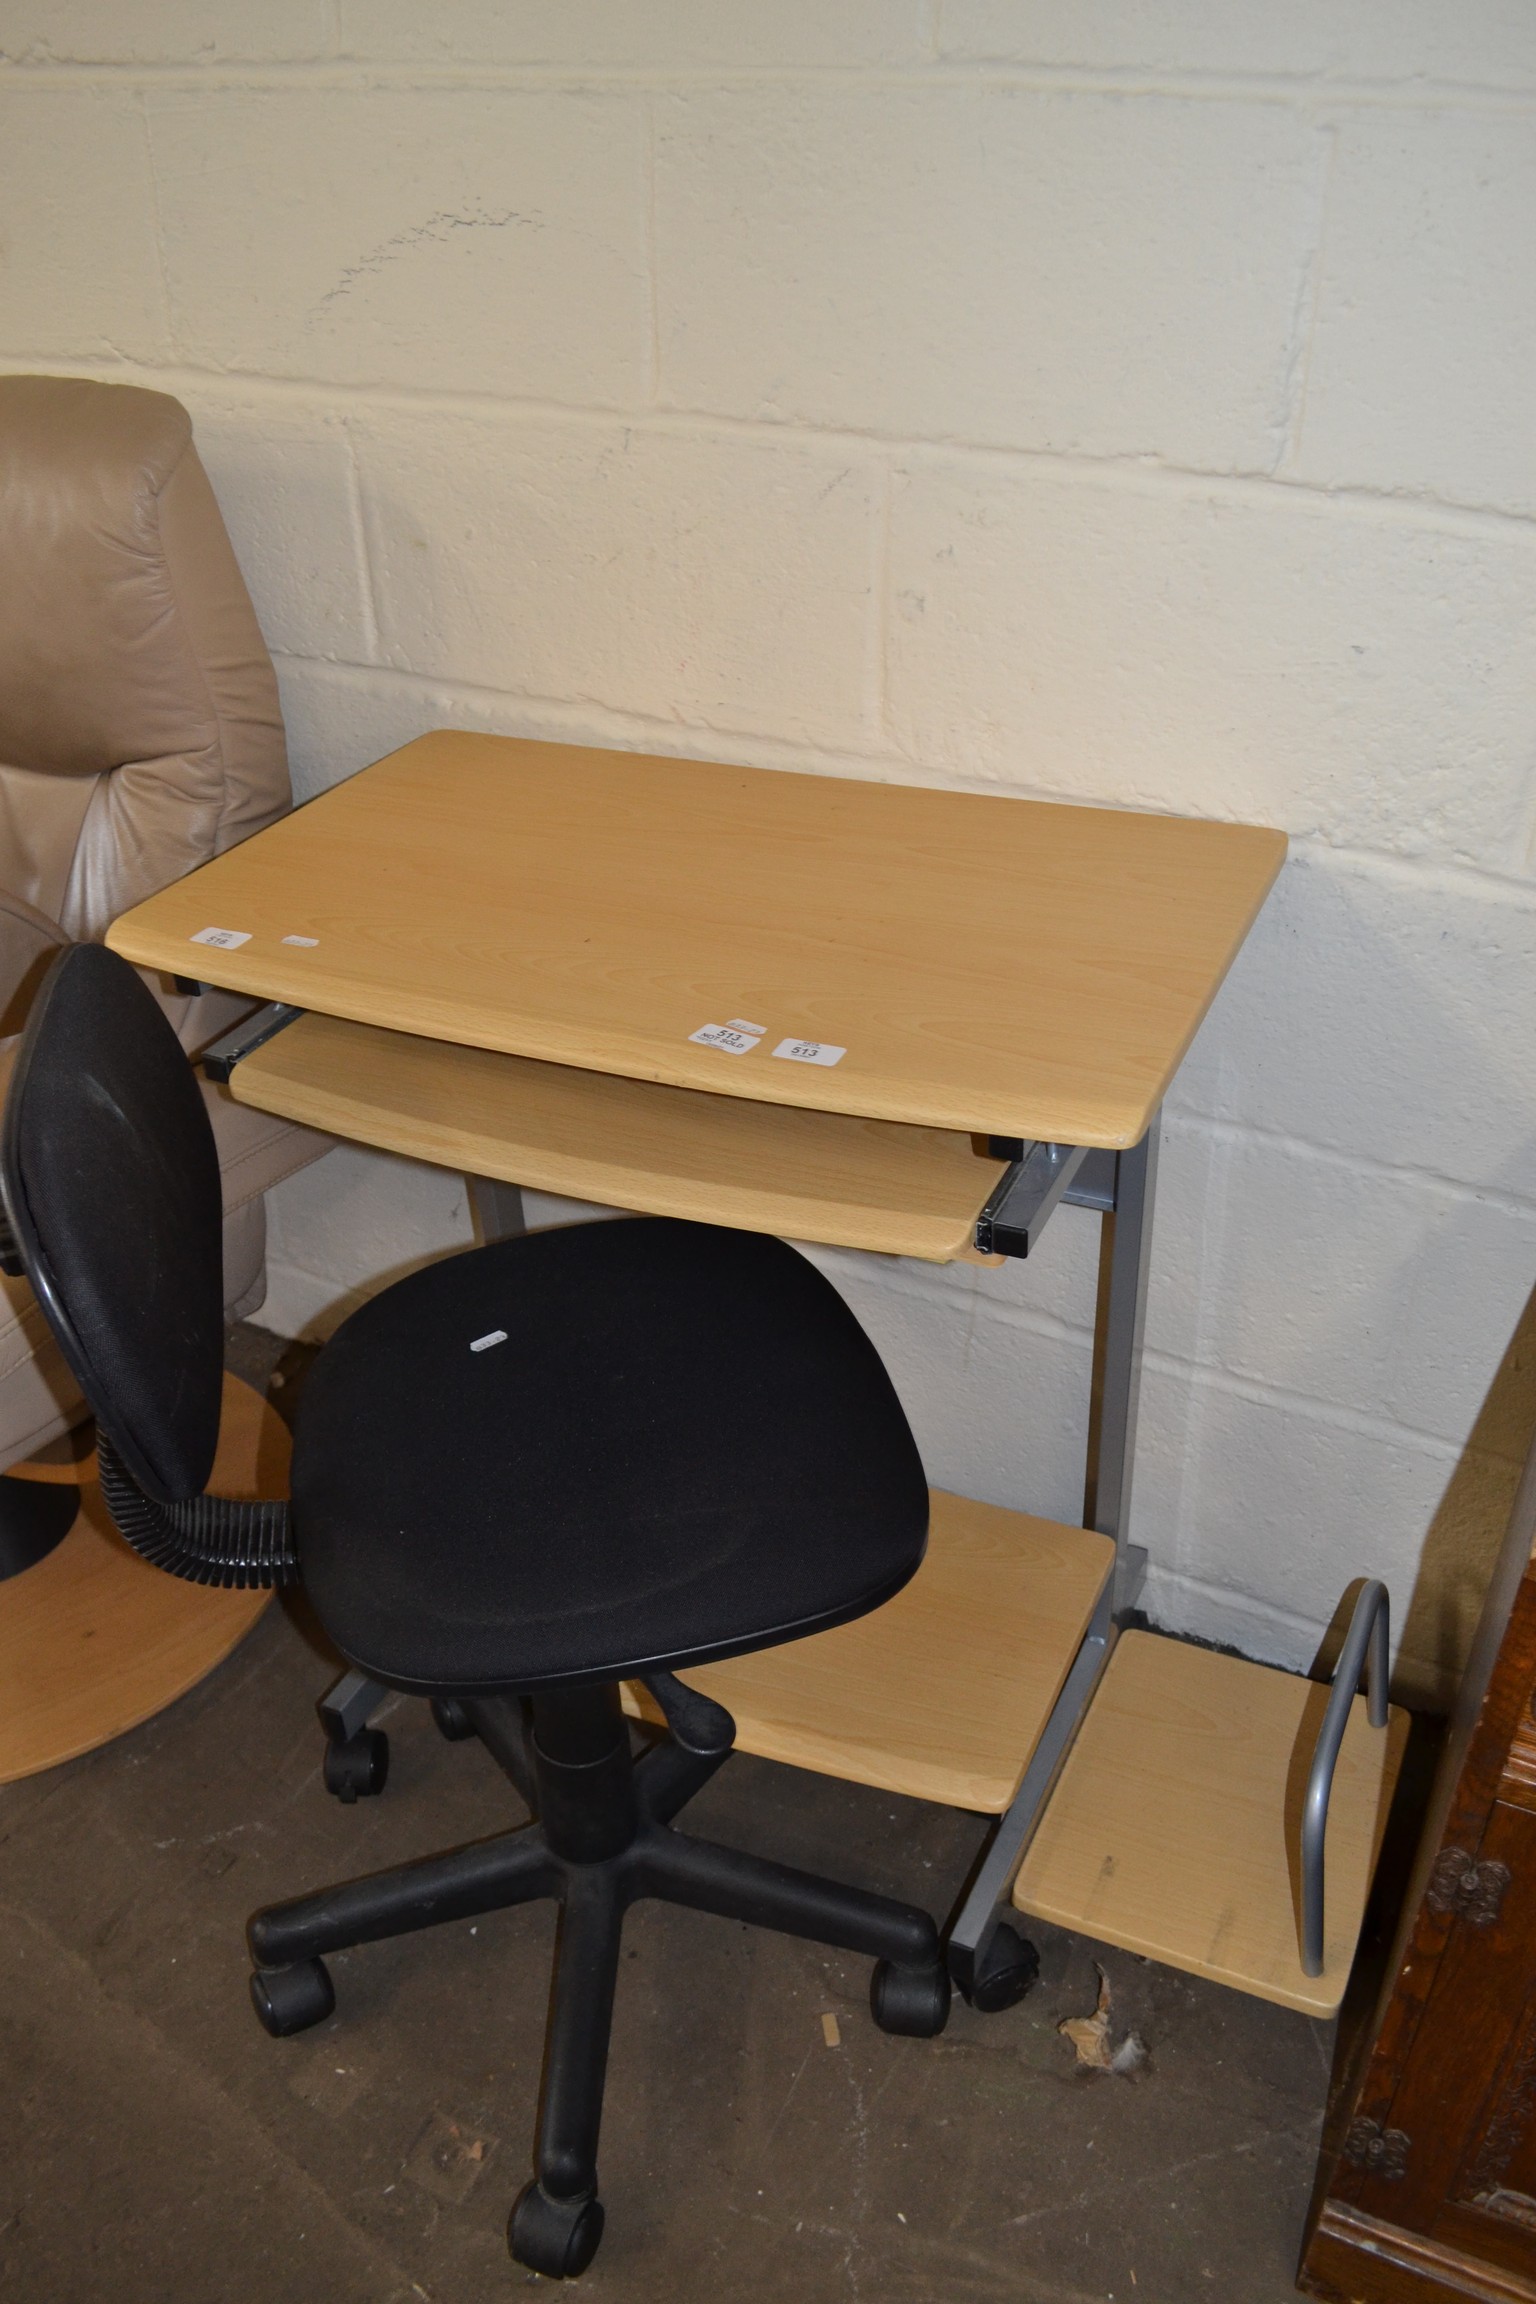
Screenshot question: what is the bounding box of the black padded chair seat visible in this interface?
[292,1216,928,1696]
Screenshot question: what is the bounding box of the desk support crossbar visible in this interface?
[969,1114,1159,1604]
[1063,1147,1118,1216]
[467,1176,528,1244]
[947,1568,1115,1995]
[950,1110,1160,1987]
[1087,1116,1159,1611]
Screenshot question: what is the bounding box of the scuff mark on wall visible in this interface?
[310,207,543,320]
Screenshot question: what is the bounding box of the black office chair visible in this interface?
[2,944,956,2279]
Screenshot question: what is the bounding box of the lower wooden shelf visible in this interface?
[0,1372,287,1784]
[1013,1630,1410,2017]
[625,1490,1113,1815]
[231,1010,1008,1263]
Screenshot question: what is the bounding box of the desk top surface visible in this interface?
[108,732,1286,1145]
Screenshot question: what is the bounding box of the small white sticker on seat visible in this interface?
[190,926,252,950]
[469,1330,508,1353]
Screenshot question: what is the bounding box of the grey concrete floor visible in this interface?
[0,1333,1333,2304]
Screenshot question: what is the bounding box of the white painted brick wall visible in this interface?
[146,87,650,401]
[1293,109,1536,515]
[887,457,1536,861]
[353,407,883,747]
[4,5,1535,1704]
[654,88,1327,469]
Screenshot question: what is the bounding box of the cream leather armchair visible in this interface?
[0,374,331,1491]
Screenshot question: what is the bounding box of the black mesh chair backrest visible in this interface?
[1,943,225,1503]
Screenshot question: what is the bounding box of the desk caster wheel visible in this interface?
[431,1696,476,1742]
[508,2183,605,2278]
[250,1957,334,2037]
[324,1727,389,1802]
[871,1958,951,2038]
[961,1923,1040,2014]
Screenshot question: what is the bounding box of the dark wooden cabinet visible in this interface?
[1302,1443,1536,2303]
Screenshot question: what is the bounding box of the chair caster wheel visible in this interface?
[871,1957,951,2038]
[323,1727,389,1802]
[961,1922,1041,2014]
[250,1957,335,2037]
[508,2182,605,2278]
[430,1696,476,1742]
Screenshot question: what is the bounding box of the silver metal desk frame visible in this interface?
[947,1115,1159,1997]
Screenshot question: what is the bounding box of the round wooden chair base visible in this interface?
[0,1373,291,1786]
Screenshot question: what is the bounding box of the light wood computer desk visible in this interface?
[109,729,1297,2003]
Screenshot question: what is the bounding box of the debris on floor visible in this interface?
[1058,1967,1148,2076]
[402,2110,500,2205]
[0,1345,1338,2304]
[821,2011,841,2047]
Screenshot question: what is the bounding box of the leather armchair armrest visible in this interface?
[0,891,66,1039]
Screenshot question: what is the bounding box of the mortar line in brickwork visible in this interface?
[134,89,179,364]
[271,652,901,774]
[1271,120,1338,478]
[1137,1568,1371,1663]
[269,655,1536,919]
[823,1245,1485,1455]
[809,1242,1473,1461]
[1139,1351,1479,1462]
[1158,1111,1536,1226]
[864,459,893,749]
[1286,832,1536,910]
[641,89,659,404]
[6,61,1536,114]
[810,1261,1099,1356]
[7,351,1533,548]
[1511,753,1536,882]
[340,424,380,663]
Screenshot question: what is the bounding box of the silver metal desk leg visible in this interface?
[946,1568,1115,1998]
[1086,1112,1160,1617]
[946,1111,1161,1993]
[468,1176,527,1243]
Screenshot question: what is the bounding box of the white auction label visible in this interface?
[725,1018,767,1038]
[469,1329,508,1353]
[690,1023,761,1054]
[189,926,252,950]
[772,1038,846,1067]
[281,935,319,948]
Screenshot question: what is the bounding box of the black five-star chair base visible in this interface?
[248,1678,951,2280]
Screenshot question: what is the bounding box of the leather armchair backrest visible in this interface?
[0,376,290,948]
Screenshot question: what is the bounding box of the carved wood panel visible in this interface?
[1300,1433,1536,2304]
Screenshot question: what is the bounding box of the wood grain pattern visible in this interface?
[1306,2202,1536,2303]
[1014,1631,1410,2017]
[622,1491,1113,1813]
[0,1374,285,1784]
[108,732,1286,1147]
[1298,1439,1536,2304]
[232,1010,1009,1262]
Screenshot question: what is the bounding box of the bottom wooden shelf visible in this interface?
[1013,1630,1410,2017]
[0,1373,287,1784]
[625,1490,1113,1815]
